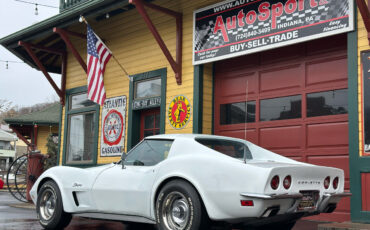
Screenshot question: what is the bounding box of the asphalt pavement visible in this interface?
[0,191,321,230]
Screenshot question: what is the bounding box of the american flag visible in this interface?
[87,25,112,105]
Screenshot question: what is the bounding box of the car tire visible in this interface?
[36,180,72,230]
[155,180,209,230]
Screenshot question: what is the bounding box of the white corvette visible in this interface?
[30,134,350,230]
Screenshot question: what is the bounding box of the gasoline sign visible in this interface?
[168,95,191,130]
[193,0,354,65]
[100,96,127,157]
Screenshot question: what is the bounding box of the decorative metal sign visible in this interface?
[100,96,127,157]
[168,95,191,130]
[193,0,354,65]
[362,51,370,153]
[132,96,161,110]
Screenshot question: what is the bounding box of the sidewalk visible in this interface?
[318,222,370,230]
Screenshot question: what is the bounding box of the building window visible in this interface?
[134,77,161,99]
[64,88,100,165]
[220,101,256,125]
[307,89,348,117]
[260,95,302,121]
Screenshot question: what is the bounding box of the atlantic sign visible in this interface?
[100,96,127,157]
[193,0,354,65]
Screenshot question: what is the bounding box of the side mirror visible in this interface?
[121,154,127,169]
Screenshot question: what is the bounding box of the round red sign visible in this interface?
[103,109,124,146]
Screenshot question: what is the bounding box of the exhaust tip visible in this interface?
[262,206,280,217]
[323,203,337,213]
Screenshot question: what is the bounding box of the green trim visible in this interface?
[348,27,361,221]
[347,5,370,222]
[193,65,204,134]
[57,103,63,166]
[4,121,59,126]
[127,79,138,151]
[4,120,59,126]
[127,68,167,151]
[212,63,215,135]
[160,69,167,135]
[62,86,100,167]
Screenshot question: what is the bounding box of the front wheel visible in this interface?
[36,180,72,229]
[155,180,209,230]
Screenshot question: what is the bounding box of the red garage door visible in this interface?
[214,34,349,221]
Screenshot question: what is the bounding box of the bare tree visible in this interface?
[0,99,12,113]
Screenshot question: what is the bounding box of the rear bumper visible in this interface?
[240,192,351,217]
[317,192,352,213]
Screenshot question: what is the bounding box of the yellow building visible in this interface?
[0,0,369,224]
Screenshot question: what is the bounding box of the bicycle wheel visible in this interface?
[6,154,28,203]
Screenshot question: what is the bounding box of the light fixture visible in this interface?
[6,61,8,69]
[106,13,110,19]
[35,3,38,15]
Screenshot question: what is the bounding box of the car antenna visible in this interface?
[243,80,248,164]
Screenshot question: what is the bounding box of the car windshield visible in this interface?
[195,138,252,160]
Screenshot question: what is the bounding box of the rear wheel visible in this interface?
[36,180,72,229]
[155,180,209,230]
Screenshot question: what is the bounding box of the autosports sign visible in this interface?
[100,96,127,157]
[193,0,354,65]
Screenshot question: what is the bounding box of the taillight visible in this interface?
[333,177,339,190]
[324,176,330,189]
[241,200,254,206]
[283,175,292,190]
[271,175,280,190]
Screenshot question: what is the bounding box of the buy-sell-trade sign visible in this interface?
[100,96,127,157]
[193,0,354,65]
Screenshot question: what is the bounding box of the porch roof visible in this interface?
[4,103,60,126]
[0,0,131,74]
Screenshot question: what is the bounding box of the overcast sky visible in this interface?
[0,1,60,107]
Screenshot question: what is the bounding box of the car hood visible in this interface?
[84,163,115,174]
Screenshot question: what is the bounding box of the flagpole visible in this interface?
[80,16,131,81]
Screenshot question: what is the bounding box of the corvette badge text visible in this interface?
[193,0,353,65]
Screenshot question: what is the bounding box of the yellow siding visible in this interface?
[61,0,219,165]
[59,107,65,165]
[37,126,59,155]
[358,9,368,156]
[203,63,213,134]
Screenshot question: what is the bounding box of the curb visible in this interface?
[318,222,370,230]
[9,203,36,210]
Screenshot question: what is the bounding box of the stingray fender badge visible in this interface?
[72,183,82,188]
[168,95,191,130]
[103,109,124,146]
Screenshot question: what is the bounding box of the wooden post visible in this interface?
[130,0,182,84]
